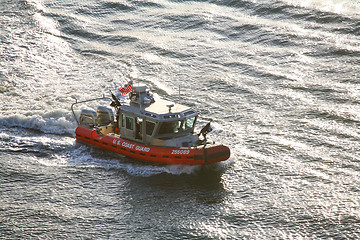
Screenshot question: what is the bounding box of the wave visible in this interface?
[282,0,360,17]
[43,144,230,177]
[0,111,77,136]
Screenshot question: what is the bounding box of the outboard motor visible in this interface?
[97,106,114,126]
[79,109,97,127]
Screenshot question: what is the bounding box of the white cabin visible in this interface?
[118,86,199,147]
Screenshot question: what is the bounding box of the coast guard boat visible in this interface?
[71,84,230,165]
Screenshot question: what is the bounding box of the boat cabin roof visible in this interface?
[120,86,197,121]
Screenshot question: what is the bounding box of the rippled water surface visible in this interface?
[1,0,360,239]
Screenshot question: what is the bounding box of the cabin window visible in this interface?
[145,112,157,118]
[158,121,181,135]
[146,121,155,135]
[184,110,195,116]
[184,117,196,130]
[136,117,143,132]
[126,116,134,130]
[121,113,125,128]
[136,117,143,139]
[164,114,180,119]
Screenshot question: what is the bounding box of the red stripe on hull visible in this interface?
[75,126,230,165]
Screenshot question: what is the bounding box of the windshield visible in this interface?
[183,117,195,131]
[158,117,196,136]
[158,121,181,135]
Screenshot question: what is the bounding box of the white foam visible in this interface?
[62,143,234,177]
[0,111,77,135]
[146,77,174,95]
[283,0,360,16]
[25,0,46,13]
[66,145,210,177]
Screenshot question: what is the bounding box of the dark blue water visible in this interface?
[1,0,360,238]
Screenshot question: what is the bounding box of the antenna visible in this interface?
[178,85,181,103]
[167,104,174,112]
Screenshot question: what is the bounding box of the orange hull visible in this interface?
[75,126,230,165]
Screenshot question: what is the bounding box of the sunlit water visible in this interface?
[1,0,360,238]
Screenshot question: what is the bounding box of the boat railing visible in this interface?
[71,95,111,125]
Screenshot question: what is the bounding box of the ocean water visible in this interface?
[1,0,360,239]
